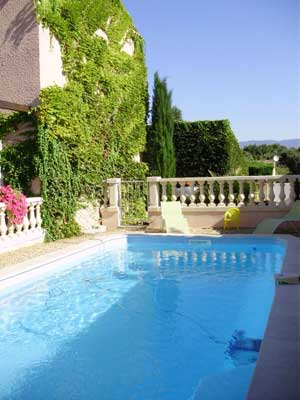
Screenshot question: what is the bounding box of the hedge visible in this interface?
[174,120,247,177]
[248,161,273,176]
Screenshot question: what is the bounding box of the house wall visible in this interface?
[0,0,40,106]
[39,25,66,89]
[0,0,66,110]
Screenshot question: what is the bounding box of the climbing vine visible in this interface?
[37,126,80,240]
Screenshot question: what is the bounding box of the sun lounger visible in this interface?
[254,200,300,234]
[161,201,190,234]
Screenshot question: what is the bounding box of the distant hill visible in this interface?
[240,139,300,148]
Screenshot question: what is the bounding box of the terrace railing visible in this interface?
[0,197,44,253]
[103,175,300,230]
[148,175,300,209]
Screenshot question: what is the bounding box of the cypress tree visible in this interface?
[172,106,183,121]
[146,72,176,177]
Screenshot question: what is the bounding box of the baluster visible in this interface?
[198,182,206,207]
[228,181,235,206]
[29,202,37,230]
[238,180,245,207]
[171,183,177,201]
[208,181,216,207]
[36,201,42,229]
[0,204,7,238]
[248,180,255,207]
[16,223,22,235]
[268,179,276,207]
[8,223,15,237]
[279,179,286,208]
[258,180,265,207]
[161,183,167,202]
[23,209,29,233]
[189,182,196,207]
[180,183,187,207]
[288,178,295,205]
[218,181,225,206]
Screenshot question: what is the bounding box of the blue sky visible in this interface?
[123,0,300,141]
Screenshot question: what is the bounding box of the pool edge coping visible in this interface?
[246,234,300,400]
[0,234,126,289]
[0,233,299,398]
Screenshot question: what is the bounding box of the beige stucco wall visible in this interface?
[39,25,66,89]
[0,0,66,109]
[147,207,290,231]
[0,0,40,106]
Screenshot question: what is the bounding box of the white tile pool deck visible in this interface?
[0,233,299,400]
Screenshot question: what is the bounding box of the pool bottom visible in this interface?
[0,235,285,400]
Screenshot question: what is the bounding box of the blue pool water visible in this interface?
[0,236,285,400]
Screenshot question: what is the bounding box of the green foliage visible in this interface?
[120,181,147,225]
[0,139,38,194]
[36,0,148,181]
[121,195,146,225]
[243,144,300,174]
[0,112,34,138]
[248,161,273,176]
[275,165,290,175]
[243,144,287,160]
[278,149,300,174]
[37,126,80,241]
[0,0,148,239]
[174,120,248,177]
[172,106,183,121]
[145,72,176,177]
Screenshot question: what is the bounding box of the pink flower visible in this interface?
[0,186,27,224]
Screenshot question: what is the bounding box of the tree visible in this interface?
[172,106,183,121]
[280,149,300,174]
[243,144,300,174]
[145,72,176,177]
[243,144,287,160]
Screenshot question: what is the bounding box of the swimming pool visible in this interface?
[0,235,285,400]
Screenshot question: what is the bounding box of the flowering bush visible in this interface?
[0,185,27,224]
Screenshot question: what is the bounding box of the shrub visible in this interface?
[248,161,273,176]
[174,120,247,177]
[0,139,38,194]
[145,73,176,177]
[280,149,300,174]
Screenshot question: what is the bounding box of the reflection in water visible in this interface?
[0,237,285,400]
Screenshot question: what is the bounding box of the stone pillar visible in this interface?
[147,177,161,210]
[146,177,161,231]
[101,178,121,230]
[107,178,121,208]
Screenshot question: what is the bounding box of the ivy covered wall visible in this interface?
[0,0,148,240]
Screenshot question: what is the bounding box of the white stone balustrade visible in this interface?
[148,175,300,209]
[0,197,44,253]
[103,175,300,230]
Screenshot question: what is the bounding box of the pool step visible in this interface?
[191,364,255,400]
